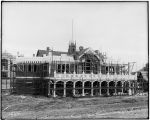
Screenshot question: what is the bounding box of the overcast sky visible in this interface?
[2,2,148,70]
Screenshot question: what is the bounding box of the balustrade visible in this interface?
[54,72,137,81]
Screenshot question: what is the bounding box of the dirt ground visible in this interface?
[2,93,148,119]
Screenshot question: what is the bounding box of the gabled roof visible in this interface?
[141,71,148,81]
[36,50,48,57]
[138,71,148,81]
[78,47,100,59]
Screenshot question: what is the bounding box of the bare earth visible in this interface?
[2,93,148,119]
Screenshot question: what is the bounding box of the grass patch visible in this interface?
[122,99,137,103]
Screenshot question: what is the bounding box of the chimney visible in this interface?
[33,54,35,57]
[46,47,50,51]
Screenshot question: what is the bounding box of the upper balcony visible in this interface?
[53,71,137,81]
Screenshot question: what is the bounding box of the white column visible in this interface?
[121,65,122,75]
[48,81,51,97]
[132,82,135,95]
[63,82,66,97]
[99,82,101,96]
[128,81,132,95]
[74,62,76,73]
[8,59,10,77]
[82,82,85,96]
[114,64,117,75]
[121,82,124,95]
[115,81,117,95]
[64,63,66,74]
[128,62,130,75]
[107,63,109,75]
[107,82,110,95]
[91,82,93,96]
[99,64,101,74]
[53,83,56,97]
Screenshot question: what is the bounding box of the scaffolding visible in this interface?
[11,62,49,95]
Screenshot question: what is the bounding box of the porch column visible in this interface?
[48,81,51,97]
[132,82,135,95]
[82,82,85,96]
[60,61,62,73]
[107,63,109,75]
[114,81,117,95]
[64,63,66,74]
[73,82,76,96]
[121,81,124,95]
[107,82,110,95]
[99,82,101,96]
[121,65,122,75]
[114,64,117,75]
[74,62,76,73]
[99,64,101,74]
[53,83,56,97]
[128,62,130,75]
[91,82,93,96]
[128,81,132,95]
[63,82,66,97]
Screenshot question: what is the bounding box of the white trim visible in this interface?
[16,77,41,79]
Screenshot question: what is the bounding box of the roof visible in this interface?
[15,56,51,64]
[36,50,48,57]
[16,51,74,64]
[138,71,148,81]
[2,52,16,59]
[36,50,68,57]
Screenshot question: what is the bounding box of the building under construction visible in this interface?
[11,41,137,97]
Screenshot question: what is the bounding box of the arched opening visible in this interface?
[75,81,82,95]
[109,81,115,96]
[93,81,100,96]
[66,81,73,97]
[56,81,64,97]
[101,81,108,96]
[116,81,122,94]
[123,81,129,94]
[84,81,91,96]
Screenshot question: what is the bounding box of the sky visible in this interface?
[2,2,148,71]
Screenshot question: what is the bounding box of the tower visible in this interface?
[68,41,76,54]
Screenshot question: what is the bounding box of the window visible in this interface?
[66,64,69,73]
[43,64,48,71]
[34,65,37,72]
[2,72,8,78]
[62,64,65,73]
[2,59,8,70]
[57,64,61,73]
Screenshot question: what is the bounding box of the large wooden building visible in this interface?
[12,42,137,97]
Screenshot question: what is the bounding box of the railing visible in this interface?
[53,72,137,81]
